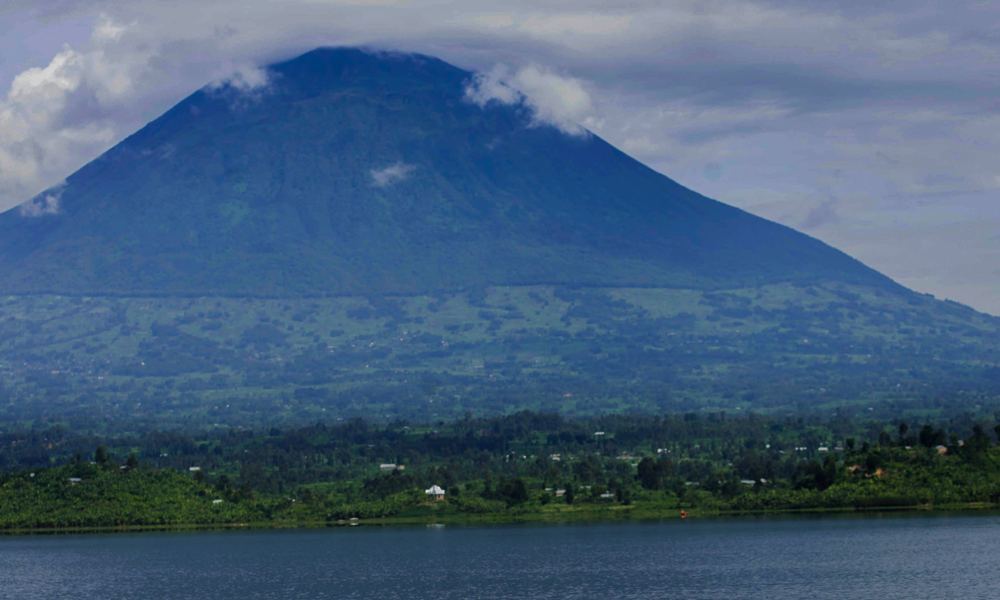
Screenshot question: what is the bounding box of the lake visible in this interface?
[1,513,998,599]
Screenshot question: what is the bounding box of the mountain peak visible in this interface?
[0,48,895,297]
[273,46,466,81]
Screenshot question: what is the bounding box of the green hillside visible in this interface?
[1,282,997,430]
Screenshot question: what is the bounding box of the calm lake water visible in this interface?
[2,513,999,599]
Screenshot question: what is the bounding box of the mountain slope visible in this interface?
[0,49,998,428]
[0,48,894,297]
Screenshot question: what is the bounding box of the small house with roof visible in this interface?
[425,485,446,500]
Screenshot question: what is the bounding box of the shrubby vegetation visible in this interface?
[4,411,1000,530]
[0,282,998,431]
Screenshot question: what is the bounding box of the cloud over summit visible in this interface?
[465,64,595,136]
[207,63,273,95]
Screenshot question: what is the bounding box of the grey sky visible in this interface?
[2,1,998,313]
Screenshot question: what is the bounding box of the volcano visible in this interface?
[0,48,894,297]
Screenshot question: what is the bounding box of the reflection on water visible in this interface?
[1,513,999,599]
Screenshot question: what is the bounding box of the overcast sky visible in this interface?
[2,1,998,313]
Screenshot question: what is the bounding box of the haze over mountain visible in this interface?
[0,48,892,297]
[0,48,997,430]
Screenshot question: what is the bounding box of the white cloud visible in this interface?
[18,182,64,217]
[204,63,274,111]
[465,64,595,136]
[371,162,415,187]
[7,48,84,123]
[92,14,130,43]
[0,15,152,210]
[464,65,520,106]
[208,64,272,93]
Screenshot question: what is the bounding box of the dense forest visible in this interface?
[4,411,1000,530]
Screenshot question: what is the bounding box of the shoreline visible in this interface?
[4,501,998,537]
